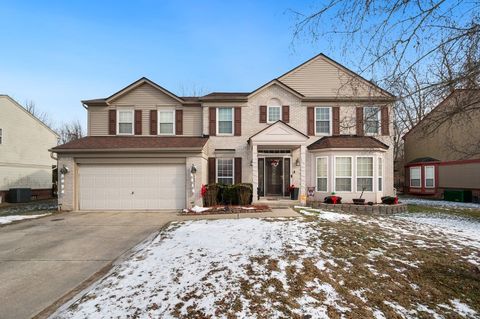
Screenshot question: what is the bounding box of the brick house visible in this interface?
[52,53,395,211]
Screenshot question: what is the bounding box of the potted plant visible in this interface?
[289,184,299,200]
[353,187,366,205]
[381,196,398,205]
[324,192,341,204]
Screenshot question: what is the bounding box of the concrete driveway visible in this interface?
[0,211,179,319]
[0,208,299,319]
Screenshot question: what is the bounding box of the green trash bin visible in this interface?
[444,190,472,202]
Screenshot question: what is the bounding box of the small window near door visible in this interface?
[315,107,331,135]
[216,158,234,185]
[410,167,421,187]
[117,110,134,134]
[357,157,373,192]
[158,110,175,135]
[0,128,3,144]
[335,157,352,192]
[425,166,435,188]
[267,105,281,123]
[316,157,328,192]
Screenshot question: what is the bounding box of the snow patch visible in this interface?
[0,213,51,225]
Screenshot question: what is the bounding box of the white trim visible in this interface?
[409,166,421,188]
[116,108,134,135]
[314,106,332,136]
[355,156,374,192]
[364,106,381,136]
[315,156,328,192]
[377,156,383,192]
[334,156,353,192]
[424,165,435,188]
[267,105,282,123]
[157,108,176,136]
[216,107,234,136]
[216,158,234,184]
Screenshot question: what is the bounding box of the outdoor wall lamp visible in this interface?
[295,159,300,166]
[190,164,197,174]
[60,165,69,174]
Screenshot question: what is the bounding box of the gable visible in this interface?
[249,121,309,144]
[112,82,181,106]
[279,54,392,98]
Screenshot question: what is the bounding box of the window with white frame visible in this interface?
[117,109,134,134]
[158,110,175,135]
[267,105,281,123]
[378,157,383,192]
[316,157,328,192]
[410,167,421,187]
[217,108,233,135]
[357,157,373,191]
[0,128,2,144]
[216,158,234,185]
[425,166,435,188]
[335,157,352,192]
[364,106,380,134]
[315,107,331,134]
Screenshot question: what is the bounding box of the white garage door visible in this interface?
[78,164,186,210]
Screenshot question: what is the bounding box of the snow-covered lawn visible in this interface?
[52,211,480,319]
[0,213,51,225]
[401,198,480,210]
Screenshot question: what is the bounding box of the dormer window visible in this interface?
[117,109,134,135]
[364,106,380,135]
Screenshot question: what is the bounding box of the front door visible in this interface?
[265,158,283,196]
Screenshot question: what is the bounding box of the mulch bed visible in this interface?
[181,205,271,215]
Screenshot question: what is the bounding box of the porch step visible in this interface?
[256,198,300,208]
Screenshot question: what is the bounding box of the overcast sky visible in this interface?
[1,1,352,129]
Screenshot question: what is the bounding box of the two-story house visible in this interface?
[0,95,59,202]
[52,53,395,211]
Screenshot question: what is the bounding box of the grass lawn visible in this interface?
[52,207,480,319]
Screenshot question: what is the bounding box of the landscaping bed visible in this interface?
[181,204,271,215]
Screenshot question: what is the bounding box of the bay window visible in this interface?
[335,157,352,192]
[357,157,373,191]
[410,167,421,187]
[378,157,383,192]
[216,158,234,185]
[315,107,331,135]
[117,109,134,135]
[217,108,233,135]
[425,166,435,188]
[316,157,328,192]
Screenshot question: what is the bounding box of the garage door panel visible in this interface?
[79,164,185,210]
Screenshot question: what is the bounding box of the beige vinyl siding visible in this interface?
[113,83,180,105]
[88,107,109,136]
[438,163,480,189]
[279,55,387,98]
[183,107,202,136]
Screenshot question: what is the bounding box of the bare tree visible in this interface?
[178,83,208,97]
[57,120,84,144]
[23,99,54,128]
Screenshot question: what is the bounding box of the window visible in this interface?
[364,106,380,134]
[158,110,175,135]
[267,105,281,123]
[117,109,134,135]
[378,157,383,192]
[316,157,328,192]
[315,107,331,135]
[410,167,421,187]
[216,158,234,185]
[425,166,435,188]
[217,108,233,135]
[0,128,2,144]
[357,157,373,191]
[335,157,352,192]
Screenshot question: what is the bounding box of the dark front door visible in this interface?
[265,158,283,196]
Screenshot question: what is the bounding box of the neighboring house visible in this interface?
[403,90,480,202]
[0,95,59,201]
[51,53,395,211]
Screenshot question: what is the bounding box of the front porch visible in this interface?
[248,121,310,205]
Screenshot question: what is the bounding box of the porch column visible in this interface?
[252,143,258,202]
[300,144,306,204]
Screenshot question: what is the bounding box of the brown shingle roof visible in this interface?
[51,136,208,152]
[308,135,388,150]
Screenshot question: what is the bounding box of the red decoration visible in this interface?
[200,184,207,198]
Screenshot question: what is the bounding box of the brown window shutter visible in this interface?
[381,106,389,135]
[208,158,216,184]
[307,107,315,136]
[150,110,157,135]
[234,107,241,136]
[332,107,340,135]
[108,109,116,135]
[209,107,216,136]
[175,109,183,135]
[234,157,242,184]
[259,105,267,123]
[356,107,364,136]
[134,110,142,135]
[282,105,290,123]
